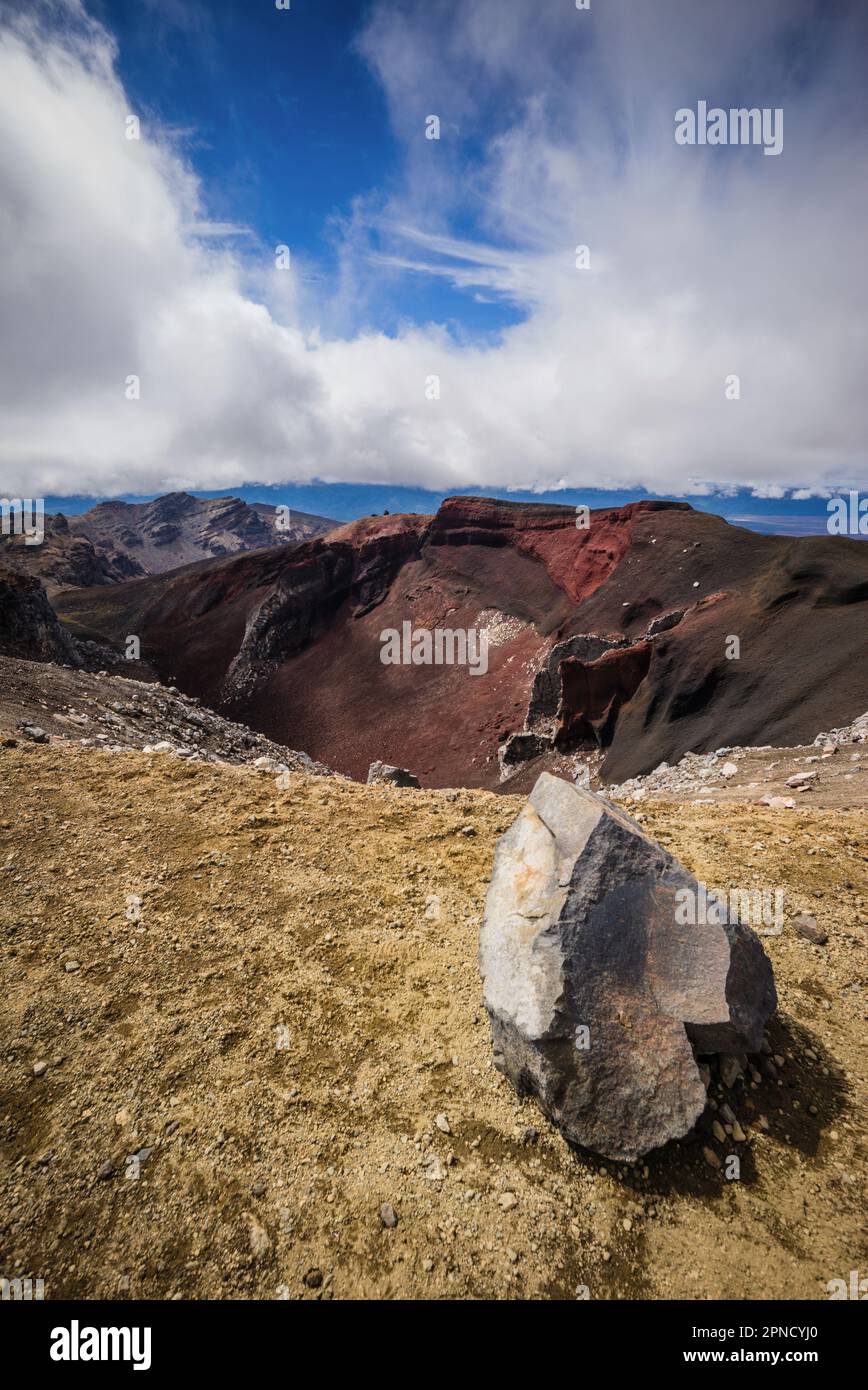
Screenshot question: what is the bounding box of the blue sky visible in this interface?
[90,1,393,261]
[87,0,523,339]
[0,0,865,518]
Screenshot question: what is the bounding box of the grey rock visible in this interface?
[814,710,868,746]
[645,609,685,638]
[379,1203,399,1228]
[479,773,776,1162]
[366,761,420,789]
[19,724,48,744]
[718,1054,746,1089]
[792,914,828,945]
[786,770,818,787]
[498,730,551,776]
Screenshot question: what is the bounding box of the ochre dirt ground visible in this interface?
[0,743,865,1300]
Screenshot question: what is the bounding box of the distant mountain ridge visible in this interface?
[0,492,336,593]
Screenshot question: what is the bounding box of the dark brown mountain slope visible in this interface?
[0,513,141,594]
[52,498,868,787]
[0,564,80,666]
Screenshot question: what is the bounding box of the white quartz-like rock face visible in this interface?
[479,773,777,1162]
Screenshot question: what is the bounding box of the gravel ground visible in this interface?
[0,741,865,1300]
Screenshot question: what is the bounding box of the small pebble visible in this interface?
[792,915,828,945]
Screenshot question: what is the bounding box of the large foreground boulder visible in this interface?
[479,773,776,1162]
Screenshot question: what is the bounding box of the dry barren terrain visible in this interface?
[0,742,865,1300]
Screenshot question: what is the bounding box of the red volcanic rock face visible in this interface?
[556,642,652,749]
[431,497,686,604]
[52,497,868,789]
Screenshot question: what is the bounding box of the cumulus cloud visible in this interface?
[0,0,866,498]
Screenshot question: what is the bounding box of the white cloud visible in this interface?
[0,0,866,499]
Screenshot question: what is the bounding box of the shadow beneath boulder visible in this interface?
[562,1011,848,1203]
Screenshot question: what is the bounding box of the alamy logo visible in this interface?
[380,621,488,676]
[826,1270,867,1299]
[675,881,784,935]
[0,497,44,545]
[675,102,783,156]
[827,492,868,536]
[50,1320,152,1371]
[1,1276,44,1300]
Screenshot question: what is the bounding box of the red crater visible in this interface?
[53,496,868,789]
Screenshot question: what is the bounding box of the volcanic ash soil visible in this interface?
[0,744,865,1300]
